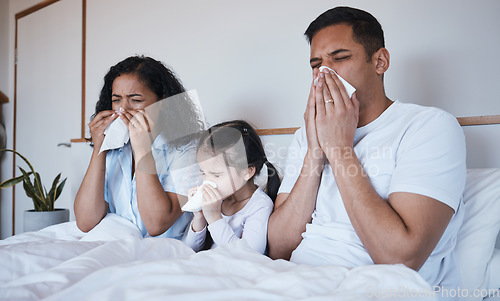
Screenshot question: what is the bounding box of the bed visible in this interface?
[1,116,500,301]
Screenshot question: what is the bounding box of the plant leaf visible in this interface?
[22,178,36,199]
[19,167,32,180]
[43,185,50,210]
[47,173,61,208]
[33,172,47,204]
[19,167,38,201]
[0,149,36,174]
[20,168,44,205]
[0,174,27,188]
[23,178,43,210]
[0,166,33,189]
[55,178,67,201]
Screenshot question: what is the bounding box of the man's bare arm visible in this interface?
[267,152,323,260]
[268,79,324,260]
[330,150,454,270]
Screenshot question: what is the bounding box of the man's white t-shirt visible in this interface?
[278,101,466,289]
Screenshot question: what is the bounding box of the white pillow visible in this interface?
[455,168,500,294]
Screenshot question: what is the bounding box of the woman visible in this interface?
[74,56,204,238]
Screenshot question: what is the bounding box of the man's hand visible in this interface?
[304,74,325,165]
[314,68,359,158]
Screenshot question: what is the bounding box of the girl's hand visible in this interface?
[191,210,207,232]
[188,186,209,232]
[200,184,223,225]
[120,109,154,160]
[89,110,119,154]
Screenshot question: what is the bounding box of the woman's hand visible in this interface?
[119,109,154,160]
[88,110,118,154]
[200,184,223,225]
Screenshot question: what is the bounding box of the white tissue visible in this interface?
[182,181,218,212]
[314,66,356,98]
[99,118,130,154]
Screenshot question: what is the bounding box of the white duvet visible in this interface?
[0,214,436,301]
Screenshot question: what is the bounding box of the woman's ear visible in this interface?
[243,167,256,181]
[374,48,390,75]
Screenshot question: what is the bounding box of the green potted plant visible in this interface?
[0,149,68,232]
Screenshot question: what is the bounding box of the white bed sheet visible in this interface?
[1,214,436,301]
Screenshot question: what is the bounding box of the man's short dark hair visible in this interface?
[305,6,385,61]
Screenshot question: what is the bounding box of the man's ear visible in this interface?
[374,48,390,75]
[243,167,256,181]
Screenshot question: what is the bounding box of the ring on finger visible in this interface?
[325,99,334,103]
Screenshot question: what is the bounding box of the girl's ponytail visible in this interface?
[264,161,281,202]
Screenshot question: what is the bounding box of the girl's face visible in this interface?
[197,151,250,200]
[111,73,158,112]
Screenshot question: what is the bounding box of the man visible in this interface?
[267,6,466,290]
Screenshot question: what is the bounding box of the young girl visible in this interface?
[183,120,281,254]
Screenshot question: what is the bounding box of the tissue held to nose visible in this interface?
[314,66,356,98]
[182,181,218,212]
[99,118,130,155]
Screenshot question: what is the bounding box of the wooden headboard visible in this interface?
[255,114,500,136]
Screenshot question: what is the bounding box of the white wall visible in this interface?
[1,0,499,238]
[84,0,500,166]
